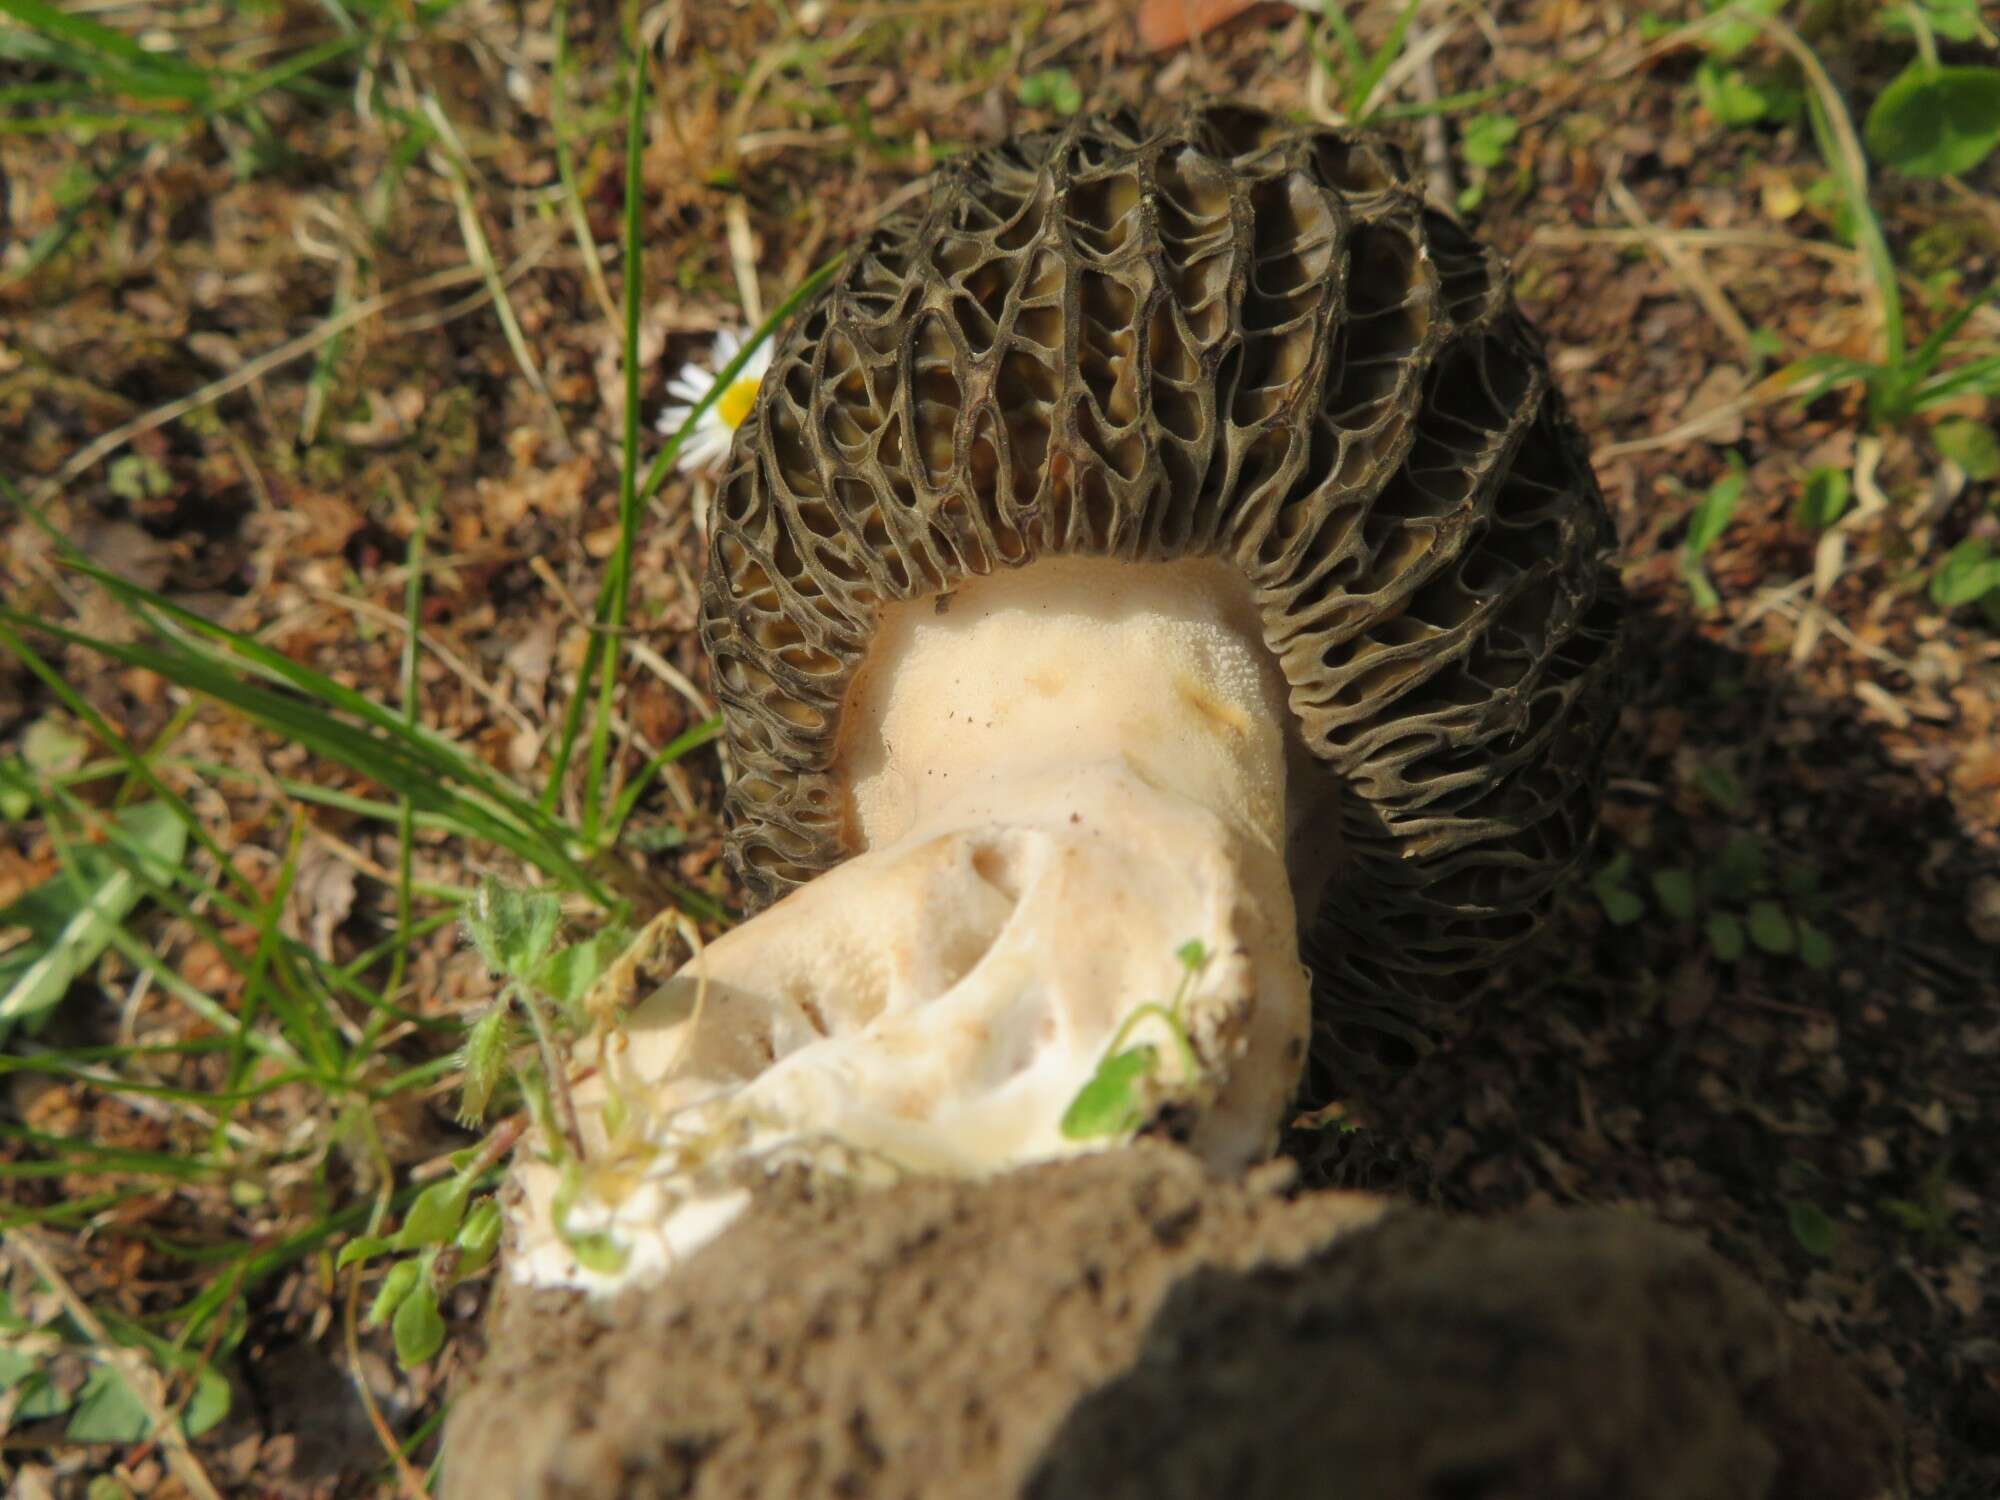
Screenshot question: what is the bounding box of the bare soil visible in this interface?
[441,1145,1898,1500]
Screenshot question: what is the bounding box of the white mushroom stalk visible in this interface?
[509,559,1322,1293]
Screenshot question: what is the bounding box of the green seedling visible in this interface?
[1596,818,1835,973]
[1928,540,2000,627]
[1877,1155,1958,1250]
[1310,0,1425,125]
[1017,68,1082,116]
[1785,1198,1837,1259]
[1677,456,1747,612]
[1060,939,1212,1141]
[1455,112,1518,213]
[1793,465,1851,530]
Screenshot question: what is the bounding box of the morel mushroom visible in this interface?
[510,103,1621,1290]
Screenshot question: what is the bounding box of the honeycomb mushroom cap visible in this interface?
[698,103,1623,1085]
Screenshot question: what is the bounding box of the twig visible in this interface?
[726,197,764,325]
[1409,3,1456,207]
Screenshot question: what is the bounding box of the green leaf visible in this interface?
[1785,1199,1836,1259]
[457,1004,512,1126]
[1459,112,1518,169]
[1695,765,1745,813]
[1174,938,1209,971]
[1651,868,1699,922]
[565,1231,630,1275]
[391,1282,445,1368]
[0,1344,39,1390]
[366,1258,420,1329]
[181,1366,231,1437]
[1683,460,1745,560]
[106,453,170,503]
[21,714,86,774]
[10,1365,72,1420]
[1883,0,1986,44]
[1706,911,1746,962]
[1712,831,1766,899]
[1877,1196,1932,1233]
[1595,882,1645,926]
[335,1235,393,1270]
[65,1362,153,1444]
[1747,900,1795,954]
[1700,0,1785,60]
[1932,417,2000,480]
[1591,854,1644,926]
[1930,539,2000,608]
[1864,63,2000,179]
[1696,58,1795,127]
[465,878,561,981]
[535,928,627,1008]
[395,1176,471,1250]
[455,1198,503,1276]
[1795,466,1850,529]
[1059,1044,1158,1140]
[0,801,187,1033]
[1017,68,1081,115]
[1797,919,1834,972]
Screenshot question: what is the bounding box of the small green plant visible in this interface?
[0,795,186,1044]
[1309,0,1425,125]
[337,877,632,1365]
[1675,456,1747,611]
[1017,67,1081,116]
[1455,112,1518,213]
[1792,464,1851,530]
[1060,939,1212,1141]
[1877,1154,1958,1250]
[1864,0,2000,180]
[1928,539,2000,626]
[1785,1198,1837,1259]
[1594,808,1835,972]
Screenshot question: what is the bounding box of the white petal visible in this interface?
[676,425,732,473]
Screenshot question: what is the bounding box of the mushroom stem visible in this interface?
[505,557,1327,1292]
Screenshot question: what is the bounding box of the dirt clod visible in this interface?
[442,1145,1899,1500]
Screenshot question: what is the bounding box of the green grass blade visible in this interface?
[577,39,654,845]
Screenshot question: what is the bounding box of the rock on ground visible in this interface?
[441,1144,1901,1500]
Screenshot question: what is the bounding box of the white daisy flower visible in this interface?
[657,326,772,474]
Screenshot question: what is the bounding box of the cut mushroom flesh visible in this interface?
[509,560,1315,1293]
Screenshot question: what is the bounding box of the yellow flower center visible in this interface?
[716,376,759,430]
